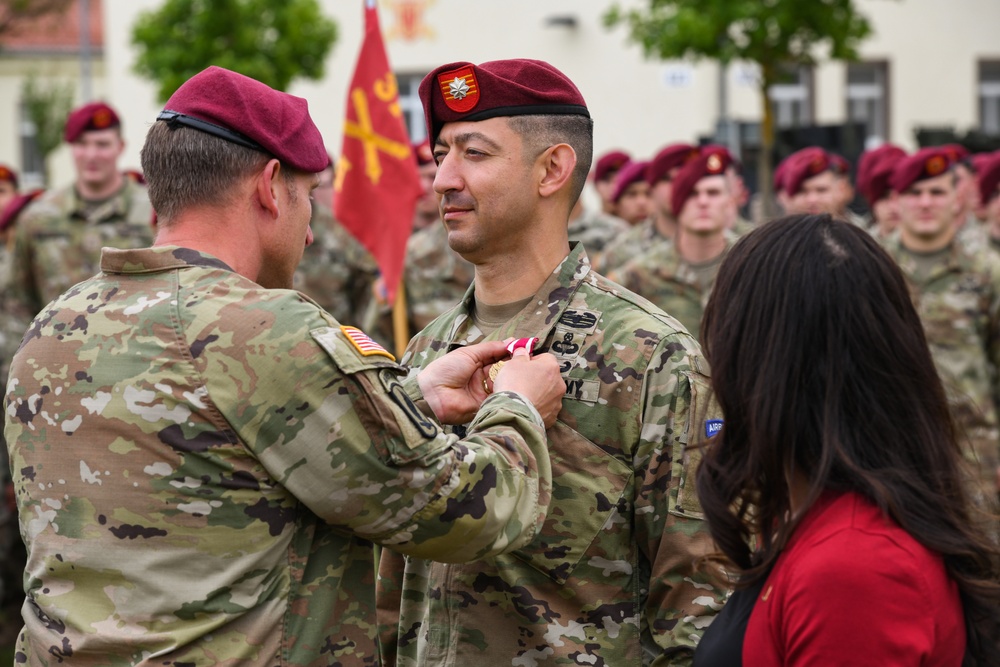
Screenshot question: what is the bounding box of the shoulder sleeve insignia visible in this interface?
[340,325,395,361]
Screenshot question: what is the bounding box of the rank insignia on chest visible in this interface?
[340,325,395,361]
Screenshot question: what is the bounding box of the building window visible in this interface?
[847,61,889,146]
[979,61,1000,136]
[769,65,813,129]
[396,72,426,143]
[19,101,45,188]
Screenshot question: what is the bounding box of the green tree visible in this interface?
[604,0,874,214]
[21,75,74,186]
[132,0,338,102]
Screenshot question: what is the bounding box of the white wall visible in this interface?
[8,0,997,186]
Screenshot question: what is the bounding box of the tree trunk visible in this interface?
[757,66,777,222]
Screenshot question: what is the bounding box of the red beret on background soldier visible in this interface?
[610,159,652,226]
[781,147,862,225]
[883,145,1000,511]
[977,152,1000,251]
[591,149,630,215]
[596,143,695,273]
[7,100,154,336]
[857,143,907,238]
[608,150,737,340]
[0,163,19,213]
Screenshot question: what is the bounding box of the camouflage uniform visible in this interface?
[7,180,154,328]
[293,202,379,327]
[607,237,734,341]
[377,243,725,666]
[568,207,629,269]
[403,221,475,332]
[4,245,554,666]
[955,214,990,257]
[882,233,1000,504]
[595,217,664,274]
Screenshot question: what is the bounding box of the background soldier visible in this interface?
[293,158,380,328]
[7,102,154,331]
[609,159,652,226]
[590,148,630,216]
[597,143,695,274]
[978,152,1000,252]
[608,151,737,340]
[856,143,907,238]
[883,146,1000,514]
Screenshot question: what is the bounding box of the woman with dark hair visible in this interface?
[692,214,1000,667]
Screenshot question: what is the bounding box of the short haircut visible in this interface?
[140,122,293,223]
[506,114,593,207]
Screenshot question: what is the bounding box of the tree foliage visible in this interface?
[132,0,338,102]
[0,0,72,41]
[604,0,875,212]
[21,75,74,185]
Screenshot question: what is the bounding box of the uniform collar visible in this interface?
[446,242,593,347]
[100,245,235,275]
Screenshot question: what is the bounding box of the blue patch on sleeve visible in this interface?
[705,419,723,438]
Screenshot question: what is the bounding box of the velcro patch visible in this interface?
[379,369,439,443]
[705,419,723,438]
[340,325,395,361]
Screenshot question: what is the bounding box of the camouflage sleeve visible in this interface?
[213,310,550,563]
[988,267,1000,483]
[6,213,40,330]
[636,337,726,665]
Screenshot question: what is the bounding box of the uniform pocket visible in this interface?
[511,420,632,584]
[672,370,721,520]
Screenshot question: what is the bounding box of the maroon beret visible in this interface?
[413,140,434,166]
[971,151,996,175]
[419,59,589,142]
[828,152,851,176]
[700,144,742,174]
[0,163,17,188]
[891,147,955,193]
[977,153,1000,204]
[645,143,697,185]
[593,150,631,182]
[857,145,907,204]
[774,157,790,192]
[611,161,649,203]
[941,143,970,166]
[0,189,43,233]
[64,102,120,143]
[671,150,732,217]
[159,66,329,173]
[783,147,835,196]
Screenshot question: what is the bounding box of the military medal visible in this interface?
[484,337,539,394]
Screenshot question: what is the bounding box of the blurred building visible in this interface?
[0,0,998,191]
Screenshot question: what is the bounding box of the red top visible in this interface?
[744,491,965,666]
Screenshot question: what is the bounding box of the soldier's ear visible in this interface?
[256,159,282,219]
[538,143,576,199]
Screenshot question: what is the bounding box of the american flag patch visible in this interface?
[340,326,395,361]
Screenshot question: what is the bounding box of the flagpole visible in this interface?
[392,282,410,358]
